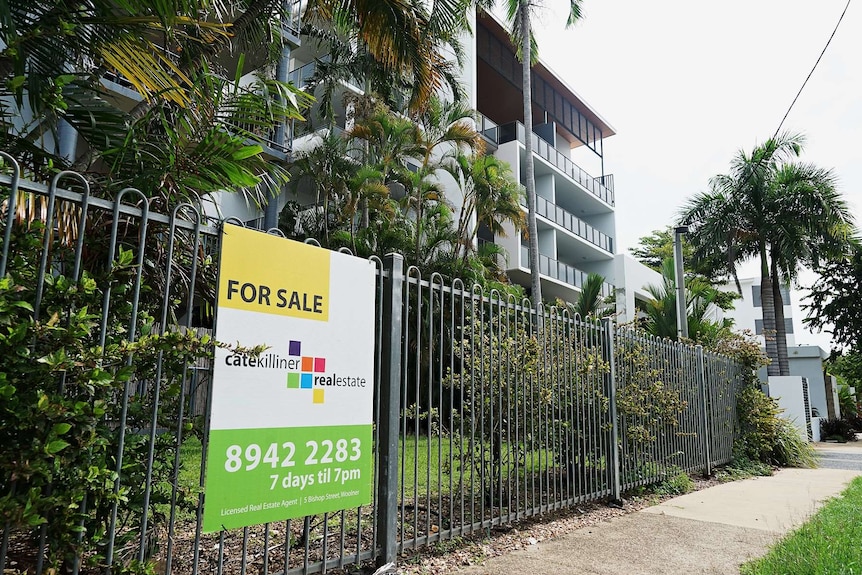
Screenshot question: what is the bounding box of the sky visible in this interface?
[534,0,861,350]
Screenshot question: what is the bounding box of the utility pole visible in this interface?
[674,225,688,340]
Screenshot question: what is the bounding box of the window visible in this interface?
[752,285,791,307]
[754,318,794,335]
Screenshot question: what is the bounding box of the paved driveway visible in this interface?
[816,441,862,470]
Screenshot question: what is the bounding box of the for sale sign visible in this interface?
[202,224,376,533]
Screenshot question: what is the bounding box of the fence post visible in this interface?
[696,345,712,477]
[376,253,404,567]
[603,319,622,504]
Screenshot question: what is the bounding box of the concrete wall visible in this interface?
[768,376,812,441]
[787,345,829,419]
[614,254,663,323]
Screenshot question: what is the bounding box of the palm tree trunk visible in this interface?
[760,247,779,377]
[770,250,790,376]
[520,1,543,320]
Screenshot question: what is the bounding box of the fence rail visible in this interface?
[0,155,745,575]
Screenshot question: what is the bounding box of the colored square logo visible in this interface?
[289,340,301,356]
[302,356,314,371]
[314,357,326,372]
[313,389,324,404]
[301,373,313,389]
[287,372,300,389]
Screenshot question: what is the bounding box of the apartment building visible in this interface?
[58,6,618,304]
[284,10,618,304]
[469,14,617,303]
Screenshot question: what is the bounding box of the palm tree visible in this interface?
[0,0,219,169]
[101,65,309,210]
[300,19,467,120]
[681,132,854,375]
[2,0,311,206]
[450,153,525,263]
[407,98,482,264]
[639,259,732,343]
[304,0,471,113]
[287,130,358,245]
[571,272,609,320]
[496,0,584,313]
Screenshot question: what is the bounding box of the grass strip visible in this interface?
[741,476,862,575]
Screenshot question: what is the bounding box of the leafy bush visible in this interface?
[0,226,219,572]
[735,385,817,468]
[837,385,859,419]
[772,418,817,468]
[846,415,862,433]
[654,468,694,496]
[716,455,773,482]
[736,385,783,463]
[444,315,612,498]
[820,418,857,443]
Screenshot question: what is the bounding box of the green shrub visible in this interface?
[736,385,782,463]
[654,468,694,496]
[735,385,817,468]
[0,226,223,572]
[716,455,773,482]
[846,415,862,433]
[772,418,817,468]
[837,385,859,419]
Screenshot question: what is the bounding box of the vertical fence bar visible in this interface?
[696,345,712,477]
[0,155,20,575]
[603,319,622,503]
[376,253,403,566]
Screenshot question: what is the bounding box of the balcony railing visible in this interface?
[485,121,615,206]
[281,0,303,43]
[476,113,499,149]
[224,121,290,155]
[288,58,321,90]
[524,195,613,253]
[288,55,361,93]
[520,246,613,296]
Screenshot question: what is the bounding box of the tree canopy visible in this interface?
[631,226,738,311]
[804,243,862,351]
[680,132,855,376]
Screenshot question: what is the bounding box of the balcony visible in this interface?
[224,121,290,158]
[485,121,614,206]
[288,58,319,90]
[288,55,362,93]
[524,195,613,253]
[476,113,499,151]
[281,0,303,47]
[520,246,613,297]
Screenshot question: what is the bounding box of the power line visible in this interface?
[771,0,852,141]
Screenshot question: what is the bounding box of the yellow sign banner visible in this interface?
[217,225,330,322]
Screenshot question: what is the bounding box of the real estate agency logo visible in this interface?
[285,340,327,403]
[223,339,368,403]
[284,340,368,403]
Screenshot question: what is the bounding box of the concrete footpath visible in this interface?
[457,445,862,575]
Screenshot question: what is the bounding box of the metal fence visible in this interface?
[0,155,746,575]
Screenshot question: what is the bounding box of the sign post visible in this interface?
[202,225,376,533]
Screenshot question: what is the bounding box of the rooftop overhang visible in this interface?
[476,11,616,149]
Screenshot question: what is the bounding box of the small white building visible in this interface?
[721,277,795,347]
[613,254,663,323]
